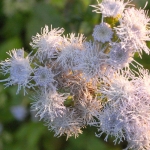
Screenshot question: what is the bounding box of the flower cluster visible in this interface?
[1,0,150,149]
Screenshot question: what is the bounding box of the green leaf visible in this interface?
[14,122,46,150]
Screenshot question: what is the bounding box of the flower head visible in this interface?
[115,7,150,55]
[76,42,108,81]
[31,90,67,121]
[108,43,134,69]
[91,0,131,18]
[95,68,150,148]
[30,25,64,62]
[124,118,150,150]
[132,68,150,99]
[33,65,56,90]
[0,49,33,94]
[98,69,135,107]
[44,108,83,140]
[92,23,113,43]
[90,106,125,144]
[74,90,101,124]
[56,33,85,71]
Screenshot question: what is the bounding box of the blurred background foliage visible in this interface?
[0,0,150,150]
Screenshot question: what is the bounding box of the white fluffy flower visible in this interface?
[30,25,64,62]
[75,91,101,124]
[92,106,125,144]
[115,7,150,55]
[108,43,134,69]
[124,117,150,150]
[44,108,83,140]
[95,68,150,149]
[0,49,33,94]
[33,65,55,89]
[122,94,150,150]
[76,42,108,81]
[92,23,113,43]
[57,33,85,71]
[31,90,67,121]
[98,69,135,107]
[133,68,150,99]
[91,0,131,17]
[1,0,150,147]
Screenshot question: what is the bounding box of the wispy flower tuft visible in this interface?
[0,49,33,94]
[92,22,113,43]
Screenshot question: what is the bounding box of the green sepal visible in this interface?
[104,15,121,28]
[64,95,74,107]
